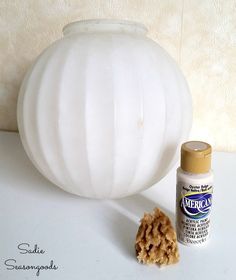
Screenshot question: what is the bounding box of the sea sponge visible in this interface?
[135,208,179,266]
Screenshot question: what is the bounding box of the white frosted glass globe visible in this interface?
[17,20,192,199]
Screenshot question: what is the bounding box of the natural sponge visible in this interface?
[135,208,179,266]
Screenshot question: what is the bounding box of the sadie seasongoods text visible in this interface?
[4,243,58,276]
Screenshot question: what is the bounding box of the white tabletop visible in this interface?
[0,131,235,280]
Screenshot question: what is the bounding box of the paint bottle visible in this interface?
[176,141,213,246]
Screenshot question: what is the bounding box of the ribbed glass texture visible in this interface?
[17,20,192,198]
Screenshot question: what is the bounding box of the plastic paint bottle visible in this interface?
[176,141,213,246]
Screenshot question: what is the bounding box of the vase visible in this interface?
[17,19,192,199]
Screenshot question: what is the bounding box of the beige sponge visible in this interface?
[135,208,179,266]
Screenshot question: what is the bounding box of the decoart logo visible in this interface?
[180,192,212,219]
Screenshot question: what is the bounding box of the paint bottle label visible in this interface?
[176,181,213,246]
